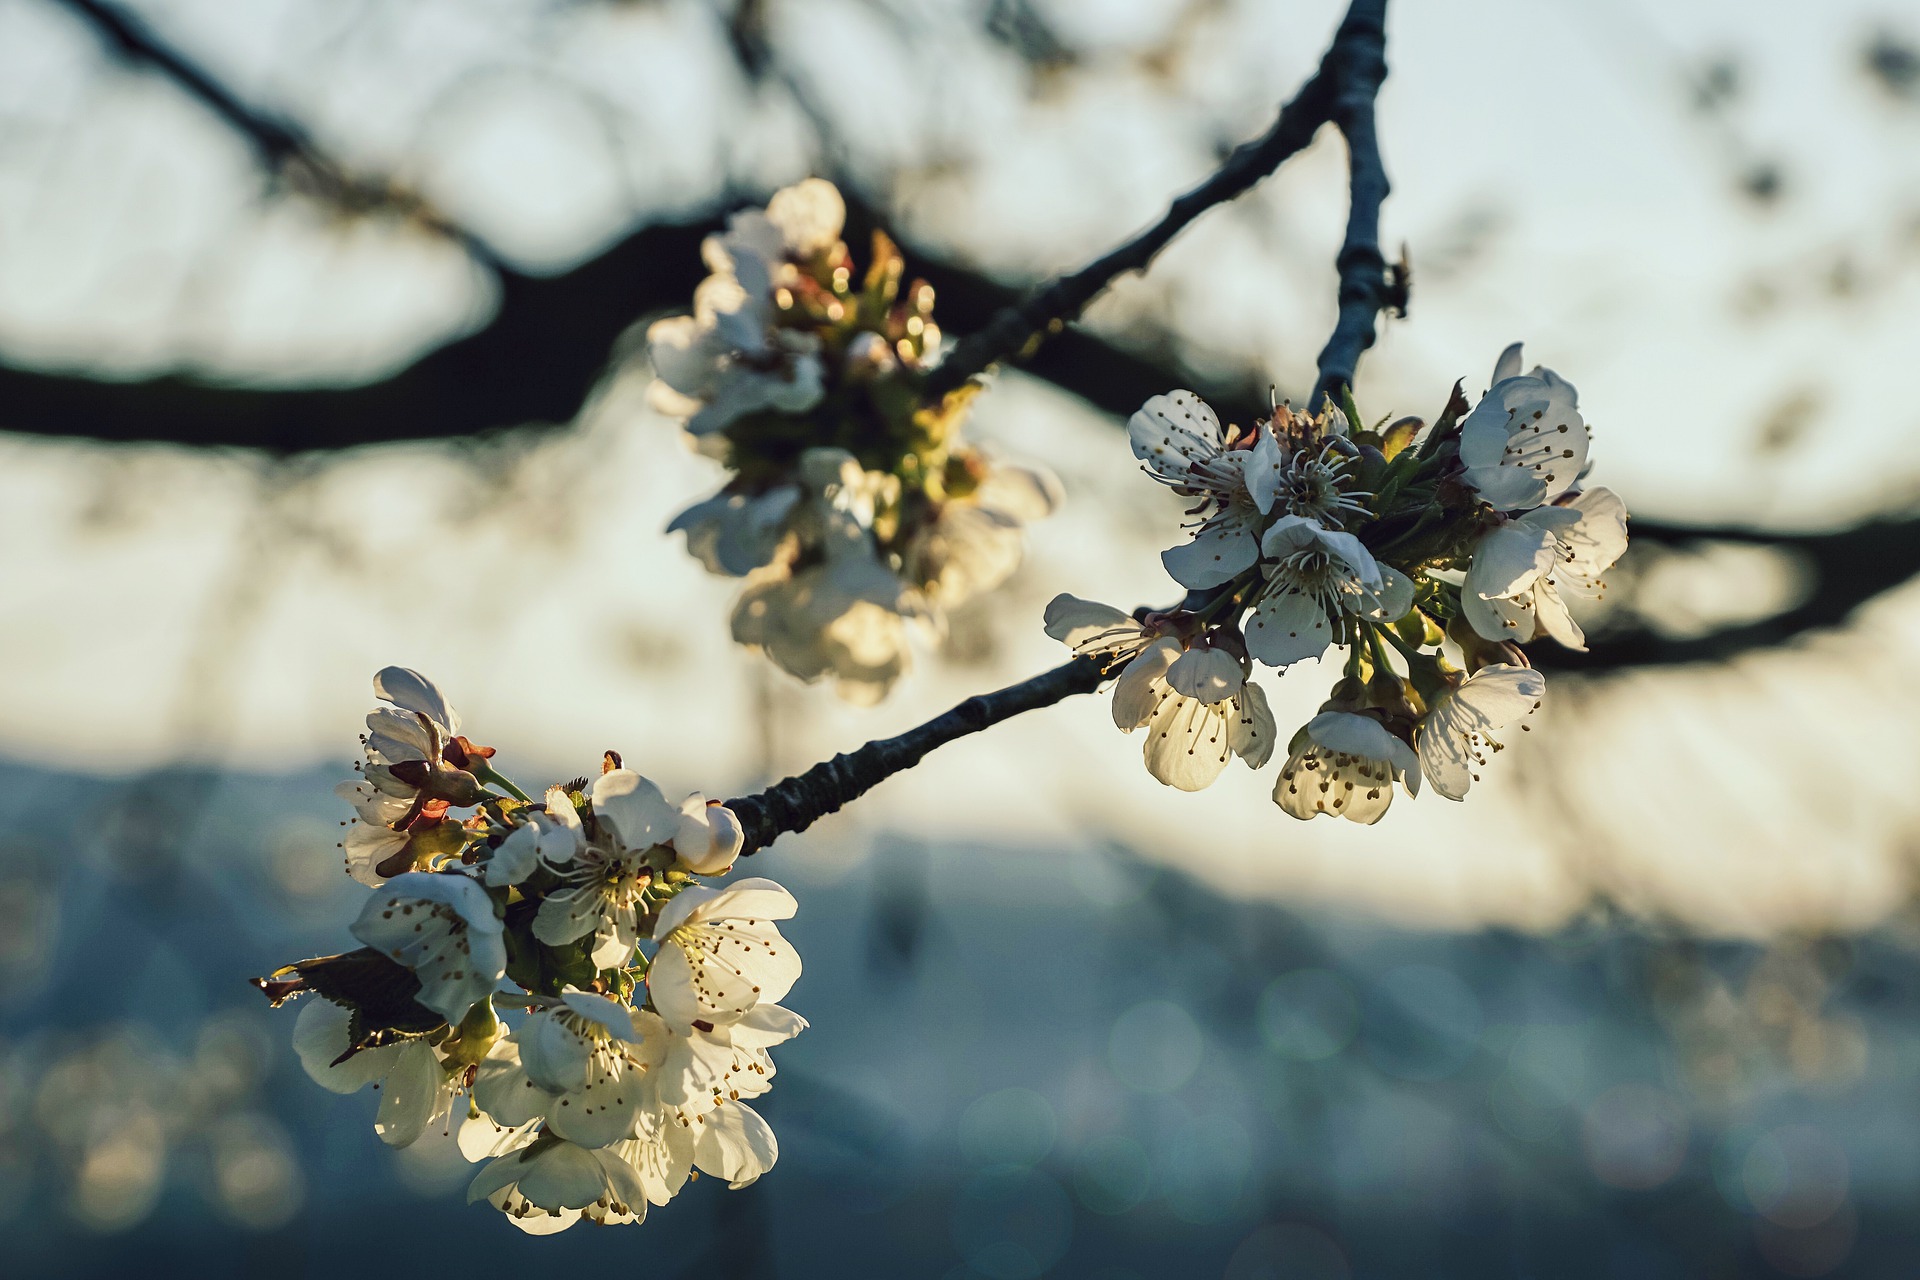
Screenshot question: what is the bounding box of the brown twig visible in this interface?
[925,0,1391,400]
[1310,0,1401,408]
[726,657,1106,855]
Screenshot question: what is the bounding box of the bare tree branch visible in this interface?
[726,657,1105,856]
[924,0,1391,399]
[54,0,502,268]
[1310,0,1404,408]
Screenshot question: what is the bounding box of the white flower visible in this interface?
[334,780,411,888]
[473,991,652,1150]
[903,461,1063,609]
[729,449,931,706]
[354,666,490,815]
[1458,343,1589,510]
[535,770,680,970]
[349,872,507,1026]
[292,998,455,1148]
[731,554,926,707]
[666,486,802,577]
[1048,598,1276,792]
[1461,487,1628,650]
[605,1096,781,1209]
[485,786,586,888]
[1252,436,1373,529]
[647,879,802,1033]
[468,1134,649,1232]
[1128,390,1285,590]
[1246,517,1412,667]
[1415,663,1547,800]
[1107,639,1269,785]
[632,1003,806,1125]
[1041,592,1156,659]
[646,180,847,437]
[673,794,745,876]
[1273,711,1420,825]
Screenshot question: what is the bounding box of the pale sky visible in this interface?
[1,0,1916,937]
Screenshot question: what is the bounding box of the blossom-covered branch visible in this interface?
[1311,0,1404,407]
[924,0,1391,400]
[726,655,1106,856]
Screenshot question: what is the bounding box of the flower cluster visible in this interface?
[260,669,803,1233]
[1049,344,1628,823]
[649,178,1060,704]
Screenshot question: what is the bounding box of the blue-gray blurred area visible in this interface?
[4,761,1917,1279]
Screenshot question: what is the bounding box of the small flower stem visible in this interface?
[726,656,1107,857]
[1366,624,1400,677]
[474,762,533,804]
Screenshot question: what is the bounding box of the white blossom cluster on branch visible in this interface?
[647,179,1061,704]
[1048,344,1629,822]
[259,670,804,1233]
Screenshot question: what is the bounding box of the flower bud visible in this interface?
[673,795,745,876]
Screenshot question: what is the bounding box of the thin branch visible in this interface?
[726,656,1105,856]
[54,0,502,268]
[924,0,1393,399]
[1311,0,1402,407]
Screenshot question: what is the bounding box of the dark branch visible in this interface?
[924,0,1395,399]
[726,657,1105,856]
[54,0,500,266]
[1539,515,1917,672]
[1310,0,1401,407]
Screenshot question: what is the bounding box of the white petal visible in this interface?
[292,998,401,1093]
[1109,637,1179,730]
[1359,565,1415,622]
[1164,647,1245,702]
[1417,665,1546,800]
[1491,342,1524,386]
[373,667,458,735]
[1142,694,1233,792]
[342,822,408,888]
[1461,582,1536,643]
[375,1042,450,1148]
[349,873,507,1026]
[591,770,679,852]
[649,919,802,1030]
[1246,590,1333,668]
[533,885,605,949]
[1230,682,1277,768]
[1161,517,1261,589]
[674,795,744,876]
[484,824,540,888]
[560,990,638,1040]
[458,1114,538,1164]
[692,1101,778,1188]
[1531,577,1586,650]
[1557,486,1629,578]
[1306,711,1401,760]
[544,1059,645,1149]
[474,1041,549,1128]
[654,877,799,935]
[1244,431,1288,515]
[1042,594,1140,652]
[729,1002,809,1050]
[1466,525,1555,600]
[363,706,433,763]
[1127,390,1222,479]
